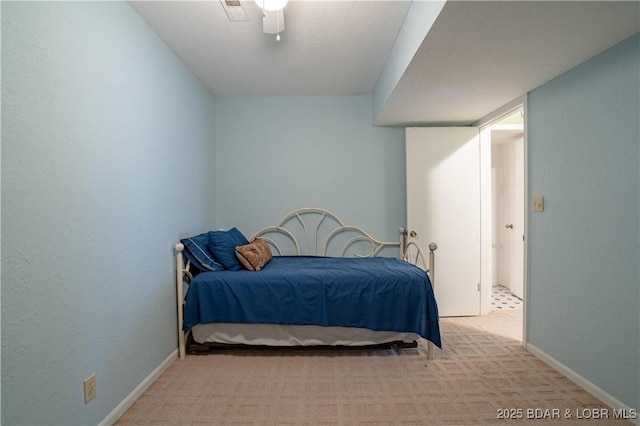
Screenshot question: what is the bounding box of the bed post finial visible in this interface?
[428,242,437,291]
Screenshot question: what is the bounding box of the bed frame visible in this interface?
[175,207,438,359]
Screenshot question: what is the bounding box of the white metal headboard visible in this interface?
[252,207,401,258]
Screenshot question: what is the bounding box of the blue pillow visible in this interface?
[207,227,250,271]
[181,232,224,272]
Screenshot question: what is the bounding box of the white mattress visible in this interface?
[191,323,420,347]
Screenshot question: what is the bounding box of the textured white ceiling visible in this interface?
[376,1,640,125]
[130,0,411,96]
[131,0,639,125]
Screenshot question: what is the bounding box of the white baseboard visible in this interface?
[527,344,638,426]
[100,349,178,426]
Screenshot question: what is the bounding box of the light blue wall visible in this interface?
[1,2,215,425]
[215,96,406,245]
[527,34,639,409]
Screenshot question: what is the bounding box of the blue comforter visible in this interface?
[183,256,441,348]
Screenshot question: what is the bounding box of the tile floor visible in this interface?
[492,284,523,310]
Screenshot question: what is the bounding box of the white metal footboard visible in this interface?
[175,243,188,360]
[400,236,438,359]
[175,207,438,360]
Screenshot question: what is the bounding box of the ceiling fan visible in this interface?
[220,0,288,41]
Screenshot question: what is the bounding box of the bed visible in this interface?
[175,207,440,359]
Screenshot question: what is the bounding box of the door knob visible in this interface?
[409,230,417,238]
[505,224,514,229]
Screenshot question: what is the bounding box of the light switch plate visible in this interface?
[533,196,544,212]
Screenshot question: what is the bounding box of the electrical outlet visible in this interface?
[84,374,96,404]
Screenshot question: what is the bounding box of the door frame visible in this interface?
[474,95,528,348]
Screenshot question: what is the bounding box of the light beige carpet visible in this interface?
[116,311,631,425]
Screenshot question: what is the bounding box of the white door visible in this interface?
[406,127,481,317]
[507,137,524,299]
[493,132,525,301]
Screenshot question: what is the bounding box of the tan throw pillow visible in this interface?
[235,238,273,271]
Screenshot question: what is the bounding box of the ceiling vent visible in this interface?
[220,0,250,22]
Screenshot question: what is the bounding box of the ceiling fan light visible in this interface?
[254,0,288,12]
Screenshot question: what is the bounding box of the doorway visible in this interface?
[406,101,527,327]
[486,108,525,338]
